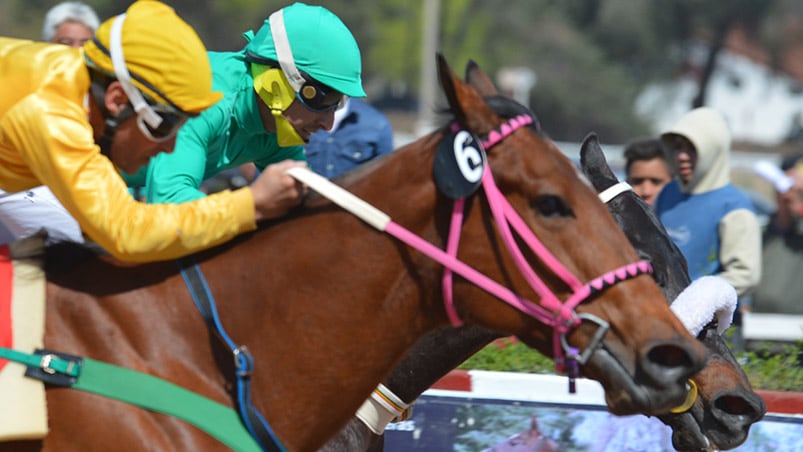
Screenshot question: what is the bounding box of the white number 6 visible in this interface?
[453,130,483,183]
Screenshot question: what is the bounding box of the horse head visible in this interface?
[579,133,690,302]
[434,55,706,415]
[579,134,767,450]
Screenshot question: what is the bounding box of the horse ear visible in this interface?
[579,132,620,191]
[437,54,496,132]
[437,53,470,126]
[465,60,498,97]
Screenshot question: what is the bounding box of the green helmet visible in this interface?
[244,2,365,98]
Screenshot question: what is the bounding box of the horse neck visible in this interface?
[213,132,482,449]
[384,325,501,403]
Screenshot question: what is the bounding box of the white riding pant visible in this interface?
[0,186,83,244]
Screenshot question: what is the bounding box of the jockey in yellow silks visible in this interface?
[0,0,278,262]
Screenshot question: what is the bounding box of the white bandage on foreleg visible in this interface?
[354,384,411,435]
[670,276,737,336]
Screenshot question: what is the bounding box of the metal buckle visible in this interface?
[559,312,610,365]
[233,346,253,378]
[39,353,57,375]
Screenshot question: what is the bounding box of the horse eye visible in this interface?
[531,195,572,217]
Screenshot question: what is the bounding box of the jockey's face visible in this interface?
[91,82,177,174]
[110,114,177,174]
[257,95,336,143]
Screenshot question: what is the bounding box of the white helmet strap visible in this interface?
[109,14,162,129]
[269,9,305,93]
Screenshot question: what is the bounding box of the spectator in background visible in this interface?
[42,1,99,47]
[623,137,672,206]
[655,107,762,348]
[752,153,803,315]
[304,97,394,179]
[0,1,100,244]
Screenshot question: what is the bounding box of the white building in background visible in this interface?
[635,48,803,147]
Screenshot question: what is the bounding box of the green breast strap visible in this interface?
[0,347,261,451]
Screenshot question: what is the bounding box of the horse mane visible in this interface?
[483,95,543,135]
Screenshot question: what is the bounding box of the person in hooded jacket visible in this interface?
[127,2,366,204]
[655,107,762,334]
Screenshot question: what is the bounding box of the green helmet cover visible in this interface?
[245,2,365,97]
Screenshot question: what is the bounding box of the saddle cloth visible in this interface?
[0,236,48,440]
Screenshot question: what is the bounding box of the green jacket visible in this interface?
[131,50,305,203]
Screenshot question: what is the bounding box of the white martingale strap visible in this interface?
[268,9,305,93]
[354,384,412,435]
[597,181,632,204]
[109,14,162,129]
[285,167,390,230]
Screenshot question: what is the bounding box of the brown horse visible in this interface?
[4,55,705,452]
[321,112,765,450]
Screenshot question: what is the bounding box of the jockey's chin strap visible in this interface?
[439,116,652,391]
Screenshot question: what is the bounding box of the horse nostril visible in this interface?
[647,343,693,369]
[715,394,764,419]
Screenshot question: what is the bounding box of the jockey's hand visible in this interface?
[251,160,308,221]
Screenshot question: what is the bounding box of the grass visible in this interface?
[459,337,803,392]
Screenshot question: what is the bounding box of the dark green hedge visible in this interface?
[459,338,803,392]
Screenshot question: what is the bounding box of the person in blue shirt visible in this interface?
[304,97,394,179]
[656,107,761,297]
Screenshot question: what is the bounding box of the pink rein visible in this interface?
[384,115,652,377]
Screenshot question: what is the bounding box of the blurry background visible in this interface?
[4,0,803,199]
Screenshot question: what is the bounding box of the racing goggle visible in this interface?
[117,101,189,143]
[246,52,343,113]
[294,75,344,112]
[135,103,189,142]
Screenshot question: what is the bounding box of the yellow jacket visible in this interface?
[0,38,256,262]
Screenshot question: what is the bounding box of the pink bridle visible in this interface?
[388,114,652,388]
[293,113,652,390]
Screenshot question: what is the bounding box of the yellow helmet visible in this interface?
[83,0,222,114]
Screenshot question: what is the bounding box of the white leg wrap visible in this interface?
[354,384,411,435]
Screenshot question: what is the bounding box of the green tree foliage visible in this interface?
[1,1,800,141]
